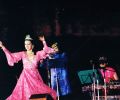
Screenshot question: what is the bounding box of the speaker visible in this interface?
[29,94,52,100]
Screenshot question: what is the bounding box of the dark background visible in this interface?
[0,0,120,100]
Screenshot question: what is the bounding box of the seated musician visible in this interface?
[98,56,119,84]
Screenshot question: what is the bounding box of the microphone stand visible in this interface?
[89,60,95,100]
[91,62,96,100]
[96,79,100,100]
[91,61,100,100]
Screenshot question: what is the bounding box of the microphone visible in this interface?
[90,60,93,65]
[90,59,95,66]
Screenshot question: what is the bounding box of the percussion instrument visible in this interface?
[82,82,120,92]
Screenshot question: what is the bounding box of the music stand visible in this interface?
[78,69,104,100]
[77,69,103,85]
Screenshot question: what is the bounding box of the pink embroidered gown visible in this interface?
[2,41,57,100]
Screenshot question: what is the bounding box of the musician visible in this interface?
[98,56,119,83]
[40,42,71,97]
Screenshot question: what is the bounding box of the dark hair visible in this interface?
[99,56,108,64]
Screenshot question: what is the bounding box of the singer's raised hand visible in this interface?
[38,35,45,42]
[0,41,4,48]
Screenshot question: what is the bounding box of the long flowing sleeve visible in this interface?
[2,47,23,66]
[36,41,55,62]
